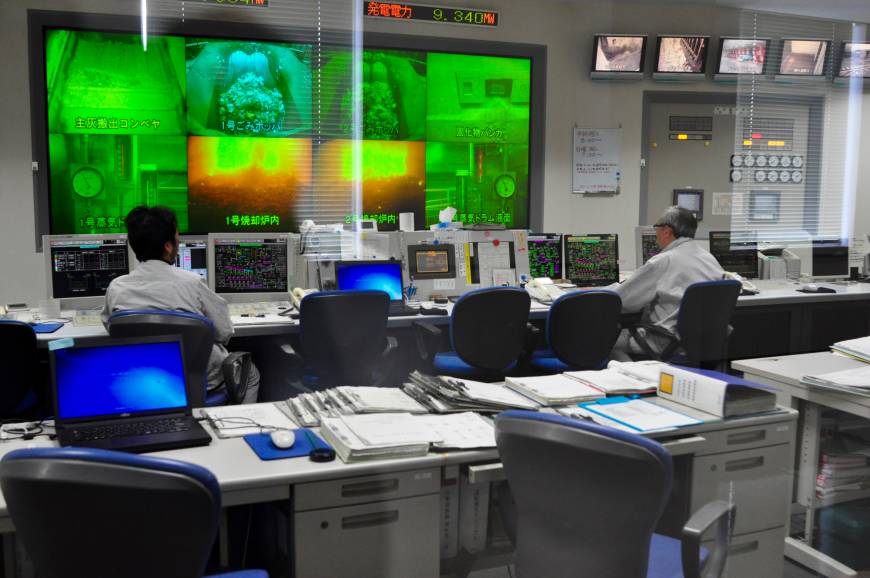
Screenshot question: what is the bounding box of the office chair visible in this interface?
[0,447,266,578]
[293,290,397,389]
[0,320,40,418]
[495,410,735,578]
[529,290,622,373]
[108,310,252,407]
[628,280,741,369]
[428,287,531,380]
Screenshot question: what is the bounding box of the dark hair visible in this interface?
[125,206,178,262]
[654,206,698,239]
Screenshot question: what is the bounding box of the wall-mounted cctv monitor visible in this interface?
[716,37,770,76]
[591,35,647,79]
[43,234,130,309]
[208,232,289,303]
[635,226,661,268]
[407,244,455,280]
[175,236,208,282]
[812,240,849,280]
[779,39,829,77]
[838,42,870,78]
[654,35,709,79]
[673,189,704,221]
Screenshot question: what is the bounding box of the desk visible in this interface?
[734,352,870,578]
[0,408,796,578]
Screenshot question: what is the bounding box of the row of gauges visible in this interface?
[730,168,803,183]
[731,154,804,169]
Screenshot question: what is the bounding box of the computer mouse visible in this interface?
[270,430,296,449]
[804,283,819,292]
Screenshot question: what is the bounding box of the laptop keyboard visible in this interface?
[388,303,420,317]
[67,417,193,442]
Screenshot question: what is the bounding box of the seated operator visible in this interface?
[610,206,724,361]
[102,206,260,403]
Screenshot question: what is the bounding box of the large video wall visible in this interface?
[42,28,532,234]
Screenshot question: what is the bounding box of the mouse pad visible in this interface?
[244,429,331,460]
[30,322,65,334]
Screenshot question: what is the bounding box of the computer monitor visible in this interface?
[334,261,404,301]
[779,39,828,76]
[527,234,563,279]
[564,234,619,287]
[175,236,208,282]
[208,233,290,302]
[709,231,759,279]
[655,35,709,74]
[43,234,130,309]
[716,37,769,75]
[407,245,455,280]
[812,240,849,280]
[838,42,870,78]
[635,227,661,268]
[673,189,703,221]
[592,35,647,73]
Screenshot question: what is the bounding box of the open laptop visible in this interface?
[334,260,419,317]
[52,335,212,453]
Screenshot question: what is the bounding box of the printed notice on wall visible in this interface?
[573,128,622,194]
[711,192,733,216]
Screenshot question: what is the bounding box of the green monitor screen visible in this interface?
[34,15,538,234]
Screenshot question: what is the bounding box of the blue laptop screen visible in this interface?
[54,341,188,420]
[335,262,404,301]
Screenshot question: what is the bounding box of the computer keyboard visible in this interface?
[228,301,293,316]
[389,303,421,317]
[67,417,193,442]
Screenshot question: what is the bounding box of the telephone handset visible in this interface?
[291,287,318,309]
[723,271,759,295]
[525,277,565,303]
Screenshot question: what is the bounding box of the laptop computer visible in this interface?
[52,335,212,453]
[334,260,419,316]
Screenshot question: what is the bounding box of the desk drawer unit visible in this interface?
[294,468,440,511]
[694,421,795,455]
[703,526,787,578]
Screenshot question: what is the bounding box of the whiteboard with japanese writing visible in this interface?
[572,128,622,194]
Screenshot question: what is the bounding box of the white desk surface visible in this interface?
[732,352,864,387]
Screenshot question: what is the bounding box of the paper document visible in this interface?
[416,412,496,449]
[202,403,296,438]
[338,413,443,446]
[564,368,657,394]
[505,374,604,405]
[337,386,429,413]
[607,360,665,384]
[580,398,702,432]
[442,377,540,409]
[803,365,870,390]
[831,336,870,363]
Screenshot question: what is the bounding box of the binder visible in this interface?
[657,366,776,417]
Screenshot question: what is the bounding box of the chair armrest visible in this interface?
[628,323,680,360]
[681,499,736,578]
[279,343,305,368]
[221,351,252,405]
[382,335,399,358]
[412,320,442,360]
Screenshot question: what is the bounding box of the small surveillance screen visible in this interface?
[656,36,708,73]
[839,42,870,78]
[718,38,768,74]
[415,250,450,274]
[673,190,703,220]
[780,39,828,76]
[175,239,208,282]
[594,35,646,72]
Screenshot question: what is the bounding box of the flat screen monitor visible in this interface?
[812,240,849,280]
[717,38,769,75]
[175,236,208,282]
[593,35,647,73]
[564,234,619,287]
[407,244,455,280]
[635,226,661,268]
[655,36,709,74]
[709,231,759,279]
[208,233,289,300]
[43,234,130,308]
[779,39,828,76]
[749,190,781,222]
[673,189,704,221]
[527,234,563,279]
[838,42,870,78]
[334,261,404,301]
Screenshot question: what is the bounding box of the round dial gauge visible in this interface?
[71,167,104,199]
[494,174,516,199]
[780,155,792,168]
[792,171,803,183]
[730,169,743,183]
[792,155,804,168]
[744,155,756,168]
[779,170,792,183]
[755,170,766,182]
[768,155,780,168]
[755,155,768,167]
[731,154,744,168]
[767,170,779,183]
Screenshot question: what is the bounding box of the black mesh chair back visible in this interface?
[0,447,221,578]
[495,411,672,578]
[450,287,531,371]
[0,321,38,417]
[548,290,622,369]
[677,280,741,369]
[107,310,214,407]
[299,290,390,388]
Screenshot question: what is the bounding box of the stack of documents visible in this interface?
[415,412,496,449]
[816,452,870,507]
[201,403,297,438]
[402,371,539,413]
[284,387,427,427]
[504,374,604,406]
[564,360,664,395]
[319,413,440,462]
[802,365,870,397]
[831,336,870,364]
[560,397,701,432]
